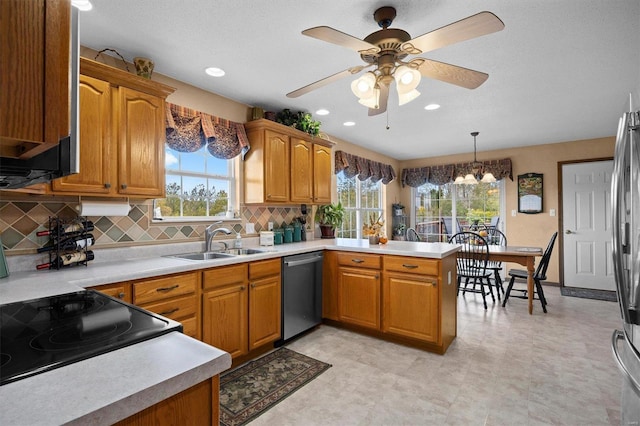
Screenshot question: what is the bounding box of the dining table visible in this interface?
[486,245,543,314]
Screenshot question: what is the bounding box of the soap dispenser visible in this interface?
[234,232,242,249]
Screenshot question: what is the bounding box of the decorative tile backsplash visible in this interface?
[0,200,310,254]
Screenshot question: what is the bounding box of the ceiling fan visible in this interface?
[286,6,504,116]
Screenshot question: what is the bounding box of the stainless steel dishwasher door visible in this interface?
[280,251,324,342]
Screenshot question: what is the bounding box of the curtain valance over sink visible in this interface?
[165,102,250,159]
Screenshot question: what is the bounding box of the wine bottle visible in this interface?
[37,234,96,253]
[36,250,95,270]
[36,220,95,237]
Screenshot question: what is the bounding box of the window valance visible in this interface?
[335,150,396,184]
[401,158,513,187]
[165,102,250,159]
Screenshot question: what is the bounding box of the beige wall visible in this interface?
[400,136,615,283]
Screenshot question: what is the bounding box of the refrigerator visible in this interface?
[611,107,640,424]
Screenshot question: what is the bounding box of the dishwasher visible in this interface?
[277,251,323,345]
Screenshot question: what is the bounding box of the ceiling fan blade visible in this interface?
[302,26,380,55]
[286,65,369,98]
[401,11,504,55]
[368,83,389,116]
[416,59,488,89]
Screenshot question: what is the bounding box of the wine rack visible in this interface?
[37,217,94,270]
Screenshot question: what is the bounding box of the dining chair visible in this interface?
[502,232,558,313]
[482,227,507,300]
[406,227,421,241]
[448,231,493,309]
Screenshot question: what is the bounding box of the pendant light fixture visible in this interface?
[454,132,496,185]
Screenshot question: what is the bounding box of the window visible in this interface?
[336,172,383,238]
[154,146,236,220]
[413,181,502,241]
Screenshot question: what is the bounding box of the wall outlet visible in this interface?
[268,222,274,231]
[511,209,517,217]
[549,209,556,217]
[246,223,255,234]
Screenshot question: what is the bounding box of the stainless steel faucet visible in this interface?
[205,223,232,252]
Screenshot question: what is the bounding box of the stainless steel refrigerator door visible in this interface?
[612,111,640,329]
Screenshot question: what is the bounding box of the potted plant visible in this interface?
[275,109,321,136]
[315,202,345,239]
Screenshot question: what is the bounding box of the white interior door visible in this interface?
[562,160,615,290]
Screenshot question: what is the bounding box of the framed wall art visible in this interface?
[517,173,543,214]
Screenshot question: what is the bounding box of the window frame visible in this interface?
[336,171,384,239]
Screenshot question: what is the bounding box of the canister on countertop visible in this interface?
[260,231,274,246]
[283,225,293,243]
[293,222,302,242]
[274,228,284,245]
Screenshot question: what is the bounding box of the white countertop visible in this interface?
[0,238,458,425]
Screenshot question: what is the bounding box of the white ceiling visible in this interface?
[79,0,640,161]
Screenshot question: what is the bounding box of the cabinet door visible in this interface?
[290,139,313,203]
[313,144,332,204]
[117,87,165,197]
[249,274,281,350]
[338,266,380,330]
[264,130,289,202]
[203,284,248,358]
[383,272,439,343]
[322,250,339,320]
[52,74,112,193]
[0,0,70,158]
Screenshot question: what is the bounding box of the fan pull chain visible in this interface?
[386,110,390,130]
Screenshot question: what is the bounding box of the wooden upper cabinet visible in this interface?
[313,144,332,204]
[0,0,70,159]
[52,74,112,193]
[117,87,165,197]
[290,139,313,203]
[243,119,334,204]
[50,58,175,198]
[264,130,290,202]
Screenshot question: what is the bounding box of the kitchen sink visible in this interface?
[166,248,265,261]
[224,248,265,256]
[166,251,235,261]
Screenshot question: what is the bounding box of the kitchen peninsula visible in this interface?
[0,238,459,425]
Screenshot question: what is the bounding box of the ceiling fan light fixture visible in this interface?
[358,87,380,109]
[394,66,421,91]
[351,72,377,100]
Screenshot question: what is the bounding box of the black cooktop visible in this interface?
[0,290,182,386]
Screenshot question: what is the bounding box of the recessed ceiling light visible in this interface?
[316,109,330,116]
[343,121,356,127]
[72,0,93,11]
[205,67,225,77]
[425,103,441,110]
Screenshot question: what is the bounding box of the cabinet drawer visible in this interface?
[133,272,198,305]
[337,252,381,269]
[203,264,248,290]
[384,256,439,276]
[139,294,196,320]
[90,282,132,303]
[249,258,280,280]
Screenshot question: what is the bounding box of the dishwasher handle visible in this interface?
[284,254,323,268]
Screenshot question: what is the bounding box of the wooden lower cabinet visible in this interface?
[338,266,380,330]
[324,250,458,354]
[115,375,220,426]
[382,271,439,343]
[202,259,281,359]
[89,282,132,303]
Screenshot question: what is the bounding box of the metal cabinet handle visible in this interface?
[352,259,364,264]
[121,184,127,189]
[430,281,437,287]
[159,308,179,316]
[156,284,179,292]
[402,264,418,269]
[117,292,125,299]
[375,274,379,279]
[240,285,246,291]
[104,183,111,189]
[250,283,256,289]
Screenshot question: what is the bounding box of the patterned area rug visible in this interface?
[220,347,331,426]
